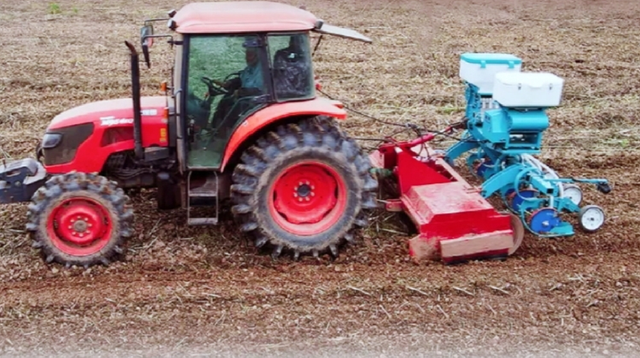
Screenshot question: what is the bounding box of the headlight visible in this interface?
[42,133,62,149]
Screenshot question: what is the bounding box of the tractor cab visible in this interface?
[140,2,370,170]
[181,31,315,169]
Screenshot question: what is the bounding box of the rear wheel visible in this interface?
[26,172,133,268]
[230,116,378,259]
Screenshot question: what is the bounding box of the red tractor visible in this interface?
[0,2,378,267]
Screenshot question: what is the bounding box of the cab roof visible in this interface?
[171,1,319,34]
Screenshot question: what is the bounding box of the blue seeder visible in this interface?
[445,53,612,237]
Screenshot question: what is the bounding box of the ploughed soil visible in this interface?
[1,0,639,357]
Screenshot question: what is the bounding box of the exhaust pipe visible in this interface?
[125,41,144,161]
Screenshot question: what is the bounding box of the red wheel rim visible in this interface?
[46,197,113,256]
[269,161,347,236]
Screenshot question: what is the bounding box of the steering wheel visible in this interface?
[201,76,229,96]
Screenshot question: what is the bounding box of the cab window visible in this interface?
[268,33,315,101]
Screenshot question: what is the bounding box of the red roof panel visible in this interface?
[172,1,318,34]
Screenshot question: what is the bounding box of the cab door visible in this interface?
[181,34,271,170]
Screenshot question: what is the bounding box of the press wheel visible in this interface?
[578,205,605,232]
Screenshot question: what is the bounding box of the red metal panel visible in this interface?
[401,182,511,239]
[439,230,512,263]
[396,151,450,194]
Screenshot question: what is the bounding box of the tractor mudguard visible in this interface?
[220,97,347,171]
[0,158,47,204]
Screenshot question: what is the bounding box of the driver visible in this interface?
[211,39,264,123]
[213,47,263,96]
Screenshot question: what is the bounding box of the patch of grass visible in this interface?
[48,2,61,14]
[603,137,632,149]
[620,138,630,148]
[437,104,465,115]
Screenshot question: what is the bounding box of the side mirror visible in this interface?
[141,24,154,47]
[140,24,153,68]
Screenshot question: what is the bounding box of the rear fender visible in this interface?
[220,97,347,171]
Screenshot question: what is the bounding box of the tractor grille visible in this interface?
[43,123,94,166]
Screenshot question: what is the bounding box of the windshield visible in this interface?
[183,32,315,168]
[186,34,266,124]
[185,34,268,168]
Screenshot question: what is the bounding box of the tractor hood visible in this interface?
[48,96,167,130]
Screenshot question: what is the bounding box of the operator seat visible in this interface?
[273,36,311,99]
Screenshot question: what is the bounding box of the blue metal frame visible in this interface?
[444,54,611,237]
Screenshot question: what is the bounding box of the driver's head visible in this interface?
[289,36,304,52]
[245,47,258,66]
[243,37,260,66]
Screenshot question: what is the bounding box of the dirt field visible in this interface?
[1,0,639,357]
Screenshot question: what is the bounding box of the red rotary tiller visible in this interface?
[369,129,524,264]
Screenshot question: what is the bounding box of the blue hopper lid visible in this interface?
[461,53,522,68]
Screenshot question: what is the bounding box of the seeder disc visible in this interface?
[474,159,492,178]
[578,205,605,232]
[507,212,525,255]
[508,189,538,212]
[528,207,561,234]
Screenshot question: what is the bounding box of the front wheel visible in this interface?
[26,172,133,268]
[230,116,378,259]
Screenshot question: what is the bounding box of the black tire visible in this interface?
[230,116,378,259]
[25,172,133,268]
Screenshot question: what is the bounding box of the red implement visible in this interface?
[370,135,521,264]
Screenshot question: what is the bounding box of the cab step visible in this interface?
[187,171,219,226]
